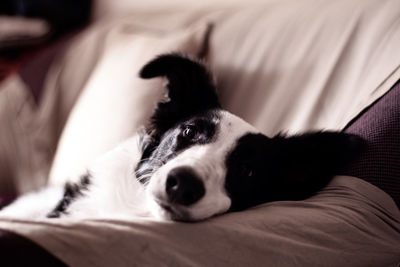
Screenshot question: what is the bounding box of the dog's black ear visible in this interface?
[140,54,220,139]
[267,131,365,200]
[226,131,365,211]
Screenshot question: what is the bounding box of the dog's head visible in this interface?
[136,54,364,222]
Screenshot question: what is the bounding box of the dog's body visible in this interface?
[0,54,364,222]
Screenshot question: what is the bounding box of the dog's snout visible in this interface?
[166,167,205,206]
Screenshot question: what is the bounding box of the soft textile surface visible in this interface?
[94,0,400,135]
[210,0,400,135]
[344,81,400,207]
[0,21,211,191]
[1,0,400,265]
[0,176,399,266]
[2,0,400,193]
[48,22,212,185]
[0,34,79,195]
[48,0,400,185]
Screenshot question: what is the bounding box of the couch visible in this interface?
[0,0,399,266]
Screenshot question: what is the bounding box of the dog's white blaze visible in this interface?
[147,111,259,220]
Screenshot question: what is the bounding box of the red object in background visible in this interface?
[0,42,49,82]
[0,49,35,81]
[0,58,16,81]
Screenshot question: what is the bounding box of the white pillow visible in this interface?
[49,22,211,185]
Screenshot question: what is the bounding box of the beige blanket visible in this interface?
[0,176,399,266]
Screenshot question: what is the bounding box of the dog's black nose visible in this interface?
[166,167,205,206]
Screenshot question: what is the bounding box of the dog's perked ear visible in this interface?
[139,54,220,139]
[226,132,366,211]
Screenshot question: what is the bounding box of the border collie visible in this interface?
[0,54,364,222]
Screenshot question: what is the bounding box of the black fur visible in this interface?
[137,54,222,184]
[47,173,91,218]
[139,54,365,213]
[46,54,366,220]
[139,53,220,141]
[136,110,220,184]
[225,132,365,211]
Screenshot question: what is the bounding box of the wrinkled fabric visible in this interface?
[0,176,399,266]
[1,0,400,266]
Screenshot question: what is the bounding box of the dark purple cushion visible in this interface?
[344,80,400,208]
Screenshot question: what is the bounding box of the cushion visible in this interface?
[47,22,212,185]
[344,81,400,207]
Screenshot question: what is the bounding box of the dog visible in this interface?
[0,54,364,222]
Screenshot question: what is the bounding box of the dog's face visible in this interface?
[139,110,259,221]
[136,54,364,221]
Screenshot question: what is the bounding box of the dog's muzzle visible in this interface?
[165,167,205,206]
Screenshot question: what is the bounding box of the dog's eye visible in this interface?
[182,125,199,140]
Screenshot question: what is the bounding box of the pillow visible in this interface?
[344,81,400,207]
[48,21,212,185]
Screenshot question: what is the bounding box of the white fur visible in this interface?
[65,135,151,219]
[0,186,64,219]
[0,135,151,220]
[146,111,259,220]
[0,112,258,221]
